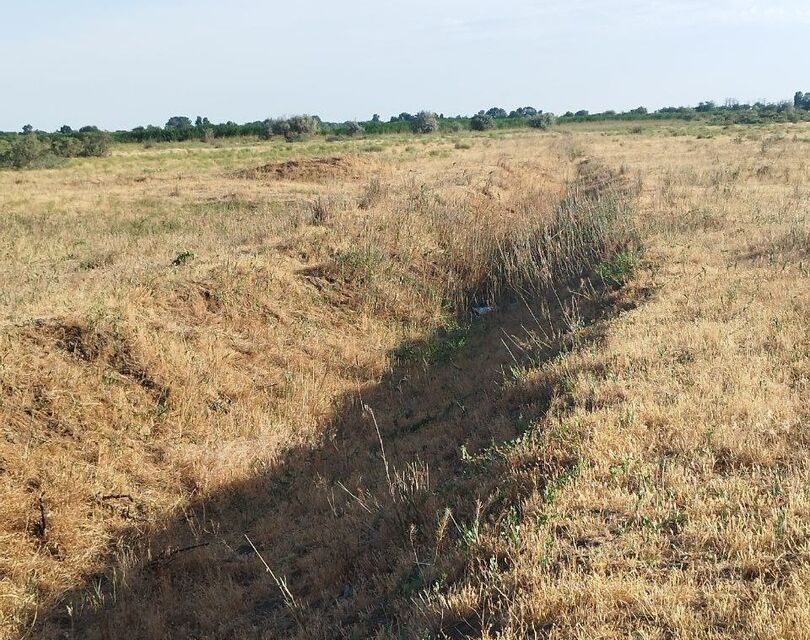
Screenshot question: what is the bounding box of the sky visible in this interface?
[1,0,807,131]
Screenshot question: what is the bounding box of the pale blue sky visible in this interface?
[1,0,807,131]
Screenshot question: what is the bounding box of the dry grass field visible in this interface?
[0,121,808,639]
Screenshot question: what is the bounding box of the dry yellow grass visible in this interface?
[0,122,807,639]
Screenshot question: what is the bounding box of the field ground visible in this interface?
[0,121,808,638]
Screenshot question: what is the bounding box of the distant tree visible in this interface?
[562,111,574,118]
[527,113,557,129]
[470,112,495,131]
[343,121,365,136]
[194,116,211,128]
[485,107,508,119]
[795,91,810,110]
[79,125,100,133]
[287,114,320,136]
[509,106,538,118]
[77,131,112,157]
[165,116,192,129]
[268,118,291,138]
[724,98,740,109]
[142,125,164,142]
[217,121,240,137]
[575,110,589,117]
[695,101,716,113]
[371,114,381,123]
[258,119,274,140]
[411,111,439,133]
[630,106,648,115]
[259,115,319,142]
[59,125,73,134]
[22,124,33,134]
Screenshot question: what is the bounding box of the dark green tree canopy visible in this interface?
[509,106,538,118]
[166,116,192,129]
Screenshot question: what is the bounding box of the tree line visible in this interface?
[0,126,112,169]
[2,92,809,167]
[109,93,810,144]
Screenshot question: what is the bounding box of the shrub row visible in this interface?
[0,131,111,169]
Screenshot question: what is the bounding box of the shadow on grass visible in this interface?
[37,276,644,640]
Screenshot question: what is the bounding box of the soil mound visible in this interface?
[237,155,374,182]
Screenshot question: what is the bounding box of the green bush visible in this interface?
[470,113,495,131]
[259,118,292,139]
[260,115,320,142]
[528,113,557,129]
[0,134,53,168]
[51,135,83,158]
[258,120,274,140]
[287,115,320,136]
[412,111,439,134]
[0,129,111,168]
[77,131,112,157]
[343,121,365,136]
[50,132,111,158]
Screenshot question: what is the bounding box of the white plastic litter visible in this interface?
[472,304,497,316]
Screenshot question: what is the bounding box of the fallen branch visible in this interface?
[148,542,210,568]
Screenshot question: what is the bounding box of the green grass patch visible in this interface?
[596,249,640,285]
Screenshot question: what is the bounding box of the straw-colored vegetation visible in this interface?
[0,122,808,639]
